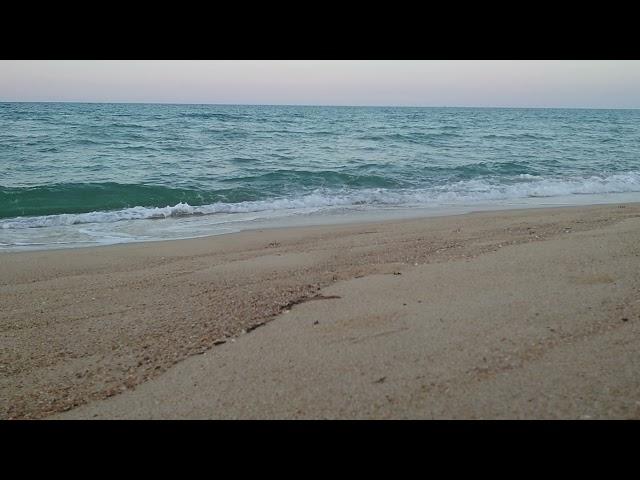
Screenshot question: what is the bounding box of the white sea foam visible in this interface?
[2,171,640,230]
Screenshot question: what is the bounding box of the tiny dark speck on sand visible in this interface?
[622,318,629,322]
[313,320,319,325]
[374,376,386,384]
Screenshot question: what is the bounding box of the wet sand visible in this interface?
[2,203,640,419]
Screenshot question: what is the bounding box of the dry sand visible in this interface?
[2,204,640,419]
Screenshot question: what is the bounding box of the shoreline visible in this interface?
[3,202,640,419]
[3,191,640,254]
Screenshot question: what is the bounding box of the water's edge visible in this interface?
[3,192,638,253]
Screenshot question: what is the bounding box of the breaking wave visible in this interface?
[3,171,639,230]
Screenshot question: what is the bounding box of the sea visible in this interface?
[2,102,640,251]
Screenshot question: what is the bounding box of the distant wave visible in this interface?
[481,133,554,141]
[2,171,639,230]
[220,170,402,189]
[179,112,246,121]
[357,131,462,142]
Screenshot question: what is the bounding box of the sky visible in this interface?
[1,60,640,108]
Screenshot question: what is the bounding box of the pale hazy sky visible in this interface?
[2,60,640,108]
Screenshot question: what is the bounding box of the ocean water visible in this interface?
[1,102,640,251]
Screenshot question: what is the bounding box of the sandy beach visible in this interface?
[2,203,640,419]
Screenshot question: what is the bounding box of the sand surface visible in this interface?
[2,204,640,419]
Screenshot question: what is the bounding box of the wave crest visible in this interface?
[2,171,639,230]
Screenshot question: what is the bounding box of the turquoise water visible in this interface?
[2,102,640,250]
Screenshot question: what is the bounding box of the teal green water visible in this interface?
[1,103,640,248]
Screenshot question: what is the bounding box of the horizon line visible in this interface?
[1,100,639,110]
